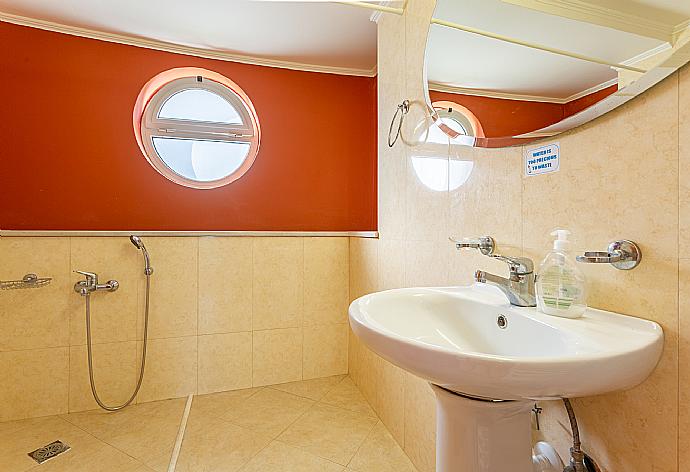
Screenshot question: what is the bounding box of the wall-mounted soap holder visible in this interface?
[449,236,495,255]
[0,273,52,290]
[576,240,642,270]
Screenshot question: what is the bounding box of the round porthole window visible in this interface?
[134,68,260,189]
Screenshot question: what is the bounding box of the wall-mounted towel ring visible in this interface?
[388,99,410,148]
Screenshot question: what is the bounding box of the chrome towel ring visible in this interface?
[388,99,410,148]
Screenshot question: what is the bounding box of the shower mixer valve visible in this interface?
[73,270,119,296]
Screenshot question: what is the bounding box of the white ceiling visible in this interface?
[0,0,378,73]
[427,0,687,100]
[3,0,688,91]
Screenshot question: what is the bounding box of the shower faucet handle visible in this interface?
[75,270,98,286]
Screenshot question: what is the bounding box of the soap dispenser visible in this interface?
[536,229,587,318]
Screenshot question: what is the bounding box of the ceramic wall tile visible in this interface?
[252,238,304,330]
[197,332,252,395]
[377,239,405,291]
[403,240,450,287]
[680,259,690,470]
[1,234,351,421]
[303,324,348,380]
[68,341,139,412]
[448,146,522,250]
[403,154,450,242]
[0,347,69,421]
[0,237,70,351]
[69,237,141,345]
[137,336,197,403]
[252,327,303,387]
[377,71,407,240]
[522,74,679,260]
[403,373,436,472]
[376,360,406,446]
[349,238,379,301]
[680,66,690,255]
[140,237,198,339]
[304,238,349,326]
[198,237,252,335]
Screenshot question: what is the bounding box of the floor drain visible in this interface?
[28,440,71,464]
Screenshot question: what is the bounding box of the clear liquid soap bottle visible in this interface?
[535,229,587,318]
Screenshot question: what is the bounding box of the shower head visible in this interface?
[129,235,153,275]
[130,235,144,249]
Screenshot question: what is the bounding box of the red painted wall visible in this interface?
[0,22,377,231]
[563,84,617,117]
[430,84,616,138]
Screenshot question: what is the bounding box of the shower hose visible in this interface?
[84,271,151,411]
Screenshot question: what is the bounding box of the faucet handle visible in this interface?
[489,255,534,275]
[74,270,98,285]
[449,236,495,255]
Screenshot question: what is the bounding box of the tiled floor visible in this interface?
[0,376,417,472]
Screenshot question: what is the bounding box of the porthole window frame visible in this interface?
[431,100,485,140]
[134,68,261,190]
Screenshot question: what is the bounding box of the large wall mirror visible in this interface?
[424,0,690,148]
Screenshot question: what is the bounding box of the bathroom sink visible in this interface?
[349,284,663,400]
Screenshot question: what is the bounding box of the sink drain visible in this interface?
[497,315,508,329]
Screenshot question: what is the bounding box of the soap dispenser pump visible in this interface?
[536,229,587,318]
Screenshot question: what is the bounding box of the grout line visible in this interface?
[67,236,73,414]
[346,419,381,469]
[301,237,305,381]
[676,71,681,472]
[167,393,194,472]
[59,414,143,464]
[250,238,255,386]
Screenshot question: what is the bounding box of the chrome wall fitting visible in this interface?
[576,240,641,270]
[387,99,409,147]
[449,236,495,255]
[73,270,119,296]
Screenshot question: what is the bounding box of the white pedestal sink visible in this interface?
[349,284,663,472]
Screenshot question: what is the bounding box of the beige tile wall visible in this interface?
[348,1,690,471]
[0,236,349,421]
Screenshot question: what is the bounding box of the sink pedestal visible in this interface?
[432,385,534,472]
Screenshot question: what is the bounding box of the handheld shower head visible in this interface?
[130,235,144,249]
[129,235,153,275]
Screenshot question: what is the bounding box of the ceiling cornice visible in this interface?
[428,82,568,103]
[428,77,618,104]
[500,0,679,43]
[673,20,690,44]
[619,42,672,67]
[0,11,378,77]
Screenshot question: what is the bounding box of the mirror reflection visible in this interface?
[424,0,690,148]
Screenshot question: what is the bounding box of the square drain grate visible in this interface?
[28,440,71,464]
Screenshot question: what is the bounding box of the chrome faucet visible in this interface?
[73,270,119,296]
[475,255,536,307]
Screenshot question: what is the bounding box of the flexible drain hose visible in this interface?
[563,398,588,472]
[85,272,151,411]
